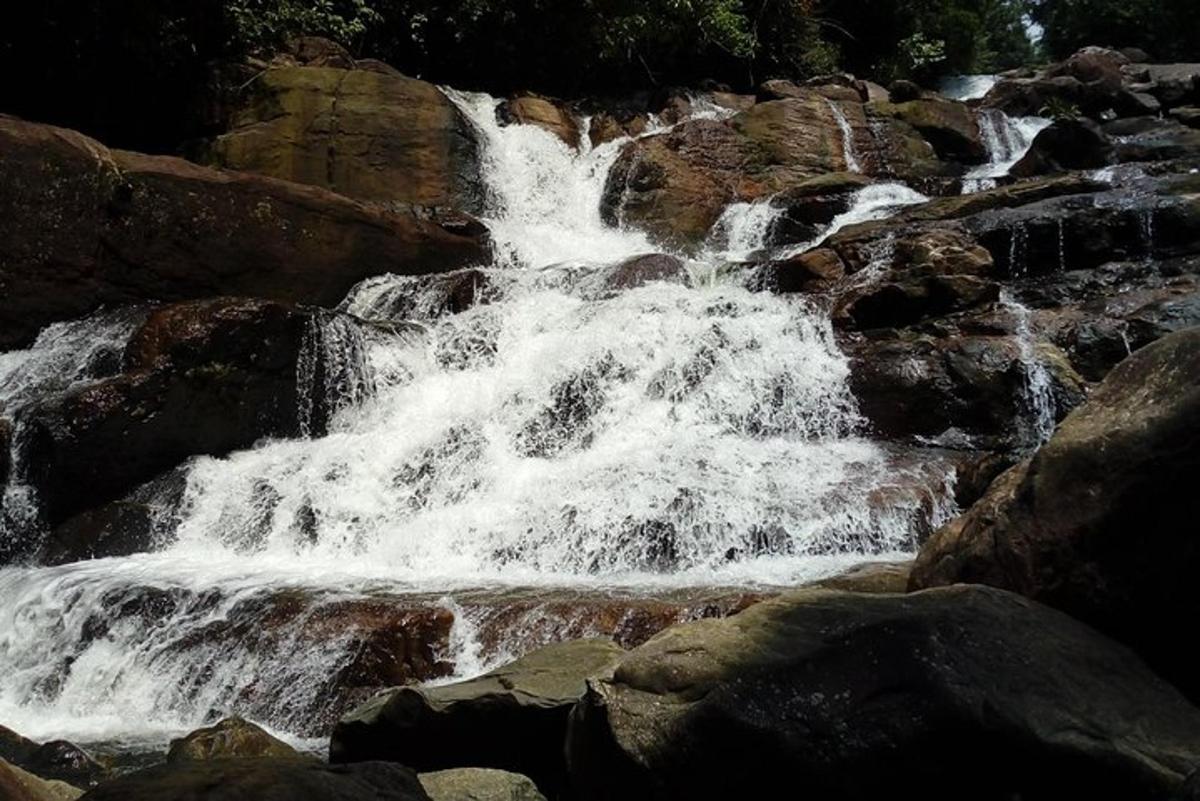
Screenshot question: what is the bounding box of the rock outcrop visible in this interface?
[0,116,489,350]
[0,759,82,801]
[331,639,625,797]
[205,63,483,210]
[910,327,1200,698]
[566,586,1200,801]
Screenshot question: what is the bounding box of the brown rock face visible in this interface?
[910,327,1200,699]
[868,98,986,163]
[0,758,82,801]
[21,298,313,529]
[205,65,482,210]
[0,116,489,350]
[602,95,861,249]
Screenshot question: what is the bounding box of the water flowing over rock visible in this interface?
[911,327,1200,699]
[565,586,1200,801]
[0,116,490,350]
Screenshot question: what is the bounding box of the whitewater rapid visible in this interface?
[0,90,969,746]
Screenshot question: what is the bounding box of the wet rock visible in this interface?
[0,730,108,791]
[499,94,580,148]
[0,758,81,801]
[419,768,546,801]
[1143,64,1200,107]
[21,298,311,529]
[205,64,482,210]
[79,758,431,801]
[1110,118,1200,164]
[910,327,1200,699]
[331,639,625,797]
[566,586,1200,801]
[843,331,1084,447]
[752,248,846,294]
[770,172,873,243]
[868,98,985,163]
[0,116,490,350]
[1011,117,1113,176]
[1171,106,1200,129]
[596,254,689,293]
[0,417,11,493]
[167,717,299,763]
[602,96,868,249]
[887,79,922,102]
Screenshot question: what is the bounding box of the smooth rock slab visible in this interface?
[331,639,624,797]
[420,768,546,801]
[78,758,430,801]
[566,585,1200,801]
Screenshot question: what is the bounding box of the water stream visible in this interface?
[0,90,988,748]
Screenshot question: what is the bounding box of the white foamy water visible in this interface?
[962,109,1050,193]
[1001,292,1057,447]
[939,74,999,102]
[0,90,959,745]
[824,98,862,173]
[779,182,929,258]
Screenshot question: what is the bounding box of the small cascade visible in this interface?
[779,183,928,258]
[824,98,862,173]
[1007,222,1029,277]
[0,309,147,543]
[1140,208,1156,259]
[938,74,1000,102]
[1001,292,1057,448]
[1056,219,1067,272]
[707,197,785,261]
[295,314,378,438]
[962,109,1050,193]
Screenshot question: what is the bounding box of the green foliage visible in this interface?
[1039,97,1081,120]
[227,0,382,54]
[1031,0,1200,61]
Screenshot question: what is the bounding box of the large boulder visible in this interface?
[0,759,81,801]
[0,116,489,349]
[910,327,1200,698]
[19,298,317,530]
[1011,117,1113,176]
[499,94,580,148]
[0,727,107,789]
[601,95,869,249]
[419,768,546,801]
[167,717,298,763]
[205,65,482,210]
[331,638,624,797]
[566,586,1200,801]
[78,759,431,801]
[867,98,986,163]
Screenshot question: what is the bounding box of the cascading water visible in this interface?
[824,98,862,173]
[962,109,1051,193]
[0,90,963,747]
[1000,291,1057,447]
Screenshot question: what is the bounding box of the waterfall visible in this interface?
[1001,292,1057,447]
[0,90,961,747]
[824,98,862,173]
[938,74,1000,102]
[778,182,928,259]
[707,197,785,261]
[962,109,1050,193]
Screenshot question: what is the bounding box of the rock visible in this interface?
[0,116,490,350]
[887,79,922,102]
[1171,106,1200,129]
[910,327,1200,698]
[0,417,11,493]
[499,95,580,147]
[286,36,356,69]
[0,759,82,801]
[350,268,495,322]
[20,298,314,530]
[206,65,482,210]
[1,737,107,789]
[595,254,689,294]
[832,228,998,330]
[331,639,625,797]
[167,717,299,763]
[566,586,1200,801]
[1011,117,1113,177]
[1110,118,1200,164]
[770,172,873,243]
[78,758,431,801]
[868,98,985,163]
[419,768,546,801]
[751,248,846,294]
[1143,64,1200,107]
[857,80,889,103]
[807,560,912,593]
[843,331,1084,446]
[602,96,868,249]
